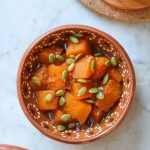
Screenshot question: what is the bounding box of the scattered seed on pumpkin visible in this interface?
[56,55,65,62]
[49,54,56,64]
[102,73,109,84]
[59,97,66,107]
[73,33,83,38]
[68,123,76,129]
[78,87,86,96]
[61,114,72,122]
[55,90,65,97]
[66,58,75,64]
[111,57,118,66]
[85,99,95,104]
[69,55,76,59]
[96,91,104,100]
[62,70,68,81]
[105,60,111,67]
[57,125,66,132]
[70,35,79,44]
[91,60,96,73]
[68,63,75,72]
[89,88,99,94]
[75,53,83,62]
[44,94,53,103]
[94,52,102,57]
[32,77,41,86]
[77,79,88,83]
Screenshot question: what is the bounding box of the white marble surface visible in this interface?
[0,0,150,150]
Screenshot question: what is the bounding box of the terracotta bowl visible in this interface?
[0,144,26,150]
[17,25,135,144]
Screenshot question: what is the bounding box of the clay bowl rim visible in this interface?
[17,24,136,144]
[0,144,26,150]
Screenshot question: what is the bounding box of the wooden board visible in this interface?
[103,0,150,10]
[80,0,150,22]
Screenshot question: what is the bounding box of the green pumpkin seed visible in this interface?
[32,77,41,86]
[85,99,95,104]
[61,114,72,122]
[68,123,76,129]
[49,54,56,64]
[66,58,75,64]
[94,52,102,57]
[89,88,99,94]
[91,60,96,73]
[75,53,83,62]
[102,73,109,84]
[44,94,53,103]
[77,79,88,83]
[56,55,65,62]
[59,97,66,107]
[73,33,83,38]
[69,55,76,59]
[68,63,75,72]
[57,125,66,132]
[70,35,79,44]
[105,60,111,67]
[55,90,65,97]
[96,91,104,100]
[111,57,118,67]
[62,70,68,81]
[78,87,86,96]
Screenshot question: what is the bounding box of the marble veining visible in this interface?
[0,0,150,150]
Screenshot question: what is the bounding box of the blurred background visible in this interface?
[0,0,150,150]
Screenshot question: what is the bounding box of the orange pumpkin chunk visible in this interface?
[66,39,90,57]
[108,68,122,83]
[71,82,92,100]
[29,65,48,91]
[39,46,63,64]
[48,64,68,91]
[92,57,108,79]
[73,55,94,79]
[96,80,122,112]
[63,92,92,123]
[90,106,103,122]
[37,90,58,110]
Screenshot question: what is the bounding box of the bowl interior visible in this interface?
[18,26,135,143]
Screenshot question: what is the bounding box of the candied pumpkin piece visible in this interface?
[92,57,108,79]
[96,80,122,112]
[63,92,92,123]
[90,105,103,122]
[66,39,90,57]
[53,109,75,124]
[71,82,92,100]
[47,64,68,91]
[37,90,58,110]
[73,55,94,79]
[29,65,48,91]
[39,46,63,64]
[108,68,122,83]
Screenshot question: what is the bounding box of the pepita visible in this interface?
[66,58,75,64]
[105,60,111,67]
[96,91,104,100]
[70,35,79,44]
[60,114,72,122]
[78,87,86,96]
[73,33,83,38]
[56,55,65,62]
[91,60,96,73]
[89,88,99,94]
[55,90,65,97]
[77,79,88,83]
[102,73,109,84]
[62,70,68,81]
[68,63,75,72]
[111,57,118,67]
[32,77,41,86]
[85,99,95,104]
[59,97,66,107]
[49,54,56,64]
[75,53,83,62]
[57,125,66,132]
[68,123,76,129]
[44,94,53,103]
